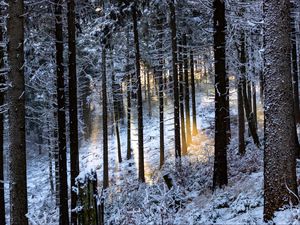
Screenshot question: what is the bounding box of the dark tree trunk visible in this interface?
[156,9,165,168]
[178,43,187,155]
[212,0,228,189]
[259,70,264,104]
[252,81,257,130]
[126,27,131,160]
[0,15,5,225]
[67,0,79,223]
[237,42,245,155]
[263,0,299,220]
[132,6,145,182]
[55,0,69,224]
[238,79,245,155]
[8,0,29,224]
[102,47,109,189]
[183,34,191,145]
[190,51,198,136]
[168,0,181,158]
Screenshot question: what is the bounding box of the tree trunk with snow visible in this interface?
[8,0,28,224]
[240,32,260,146]
[168,0,181,159]
[238,76,245,155]
[126,26,132,161]
[132,5,145,182]
[178,43,187,155]
[67,0,79,223]
[183,34,191,145]
[156,8,165,168]
[263,0,299,220]
[102,46,109,188]
[212,0,228,189]
[0,13,5,225]
[190,51,198,136]
[55,0,69,223]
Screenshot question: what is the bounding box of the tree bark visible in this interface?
[178,43,187,155]
[168,0,181,159]
[238,80,245,155]
[132,6,145,182]
[183,34,191,145]
[252,81,257,130]
[240,32,260,146]
[126,26,131,160]
[291,5,300,124]
[67,0,79,223]
[263,0,299,220]
[0,13,5,225]
[102,46,109,189]
[8,0,28,224]
[190,51,198,136]
[156,9,165,168]
[212,0,228,189]
[55,0,69,223]
[111,49,122,163]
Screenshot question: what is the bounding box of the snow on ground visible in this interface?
[4,83,300,224]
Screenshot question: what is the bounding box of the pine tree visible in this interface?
[168,0,181,159]
[190,51,198,136]
[67,0,79,223]
[7,0,28,224]
[0,10,5,225]
[263,0,299,220]
[212,0,228,189]
[132,5,145,182]
[55,0,69,223]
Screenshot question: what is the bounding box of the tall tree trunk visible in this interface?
[132,6,145,182]
[126,27,131,160]
[55,0,69,224]
[168,0,181,159]
[0,15,5,225]
[252,81,257,130]
[8,0,28,224]
[190,51,198,136]
[127,73,131,160]
[291,5,300,123]
[238,79,245,155]
[111,49,122,163]
[213,0,228,189]
[263,0,299,220]
[237,41,245,155]
[67,0,79,223]
[178,43,187,155]
[183,34,191,145]
[156,9,165,168]
[240,32,260,146]
[102,46,109,189]
[147,68,152,117]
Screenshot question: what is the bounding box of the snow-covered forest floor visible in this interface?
[5,84,300,225]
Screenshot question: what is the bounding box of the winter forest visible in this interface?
[1,0,300,224]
